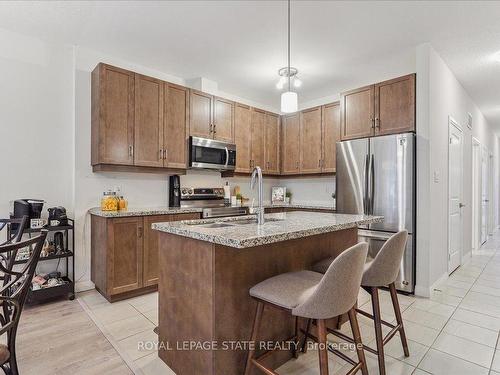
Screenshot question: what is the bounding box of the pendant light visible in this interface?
[281,0,298,113]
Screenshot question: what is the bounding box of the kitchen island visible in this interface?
[153,212,382,375]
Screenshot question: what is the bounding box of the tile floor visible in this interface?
[77,232,500,375]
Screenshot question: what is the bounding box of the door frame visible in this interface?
[480,144,489,244]
[471,137,481,251]
[447,116,463,274]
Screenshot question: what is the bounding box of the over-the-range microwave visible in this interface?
[189,136,236,171]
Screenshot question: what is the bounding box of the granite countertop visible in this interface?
[152,212,383,249]
[88,206,203,217]
[88,203,335,218]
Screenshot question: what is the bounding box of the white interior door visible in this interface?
[480,146,489,244]
[448,119,463,274]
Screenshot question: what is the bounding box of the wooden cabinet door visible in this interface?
[300,107,323,174]
[250,109,266,169]
[234,103,252,173]
[142,215,164,287]
[375,73,415,135]
[340,85,374,140]
[264,113,280,174]
[108,217,143,295]
[213,97,234,142]
[282,113,300,174]
[322,102,340,173]
[164,83,189,168]
[94,64,135,165]
[134,74,164,167]
[189,90,212,139]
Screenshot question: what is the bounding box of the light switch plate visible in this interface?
[433,171,440,183]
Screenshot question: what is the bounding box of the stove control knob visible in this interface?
[181,188,188,195]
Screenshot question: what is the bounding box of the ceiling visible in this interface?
[1,1,500,125]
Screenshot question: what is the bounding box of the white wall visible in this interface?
[415,44,499,296]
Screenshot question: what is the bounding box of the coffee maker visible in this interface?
[169,175,181,207]
[10,199,45,229]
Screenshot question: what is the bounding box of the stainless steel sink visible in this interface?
[191,223,235,229]
[232,218,283,225]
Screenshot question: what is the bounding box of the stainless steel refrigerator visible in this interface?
[336,132,415,293]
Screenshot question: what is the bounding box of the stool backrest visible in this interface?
[362,230,408,287]
[292,242,368,319]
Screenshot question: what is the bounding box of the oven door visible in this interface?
[189,137,236,170]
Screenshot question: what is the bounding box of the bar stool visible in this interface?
[312,230,410,375]
[244,242,369,375]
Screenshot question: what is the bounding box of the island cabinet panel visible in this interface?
[91,212,202,302]
[250,108,266,169]
[340,84,375,141]
[108,217,144,295]
[164,83,189,168]
[281,113,300,174]
[189,90,213,139]
[300,106,323,174]
[157,228,358,375]
[264,113,280,175]
[134,74,164,167]
[234,103,252,173]
[91,63,135,166]
[213,96,234,142]
[375,73,415,136]
[322,101,340,173]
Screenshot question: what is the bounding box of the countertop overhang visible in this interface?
[152,212,383,249]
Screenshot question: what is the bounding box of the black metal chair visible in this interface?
[0,230,48,375]
[0,217,28,247]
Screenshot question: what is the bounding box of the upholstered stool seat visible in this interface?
[0,344,9,365]
[250,270,322,310]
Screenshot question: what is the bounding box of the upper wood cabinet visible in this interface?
[91,64,135,166]
[92,63,189,171]
[164,83,189,168]
[264,113,280,175]
[340,73,415,140]
[189,90,213,139]
[375,74,415,135]
[250,108,266,169]
[134,74,164,168]
[321,102,340,173]
[213,97,234,142]
[300,106,323,174]
[189,91,234,142]
[282,113,300,174]
[234,103,252,173]
[340,85,375,140]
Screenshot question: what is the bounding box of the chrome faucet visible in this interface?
[250,166,265,225]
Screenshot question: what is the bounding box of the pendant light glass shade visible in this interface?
[281,91,298,113]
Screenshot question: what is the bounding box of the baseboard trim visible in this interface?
[415,271,449,298]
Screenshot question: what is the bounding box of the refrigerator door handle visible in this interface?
[364,154,370,215]
[367,153,374,215]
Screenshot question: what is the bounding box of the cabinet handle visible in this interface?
[370,118,375,129]
[163,149,167,160]
[318,159,321,167]
[296,161,299,169]
[138,227,143,238]
[129,145,134,157]
[213,124,217,134]
[375,117,380,128]
[209,124,213,133]
[159,149,163,160]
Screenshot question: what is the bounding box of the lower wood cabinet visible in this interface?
[91,212,200,302]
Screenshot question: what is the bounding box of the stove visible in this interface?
[180,187,248,218]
